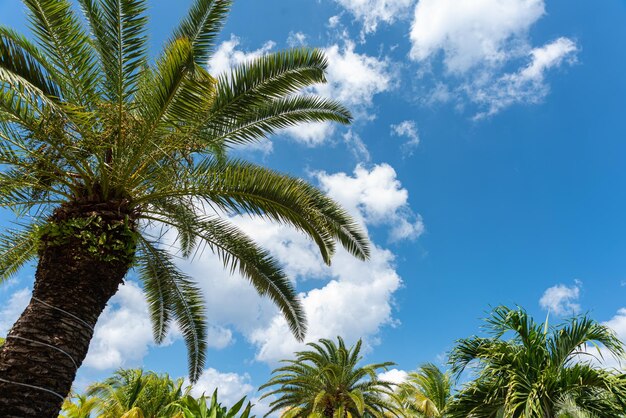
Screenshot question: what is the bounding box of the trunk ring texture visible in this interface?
[32,296,95,332]
[0,378,65,400]
[6,336,79,370]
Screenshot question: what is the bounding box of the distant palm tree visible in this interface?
[86,369,186,418]
[260,337,396,417]
[59,392,98,418]
[448,306,626,417]
[395,364,452,418]
[0,0,368,415]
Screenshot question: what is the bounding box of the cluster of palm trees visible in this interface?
[61,306,626,418]
[60,369,253,417]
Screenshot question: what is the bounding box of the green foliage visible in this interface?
[447,306,626,418]
[260,337,397,417]
[86,369,186,418]
[395,364,452,418]
[59,393,98,418]
[37,215,137,262]
[1,0,368,381]
[173,390,254,418]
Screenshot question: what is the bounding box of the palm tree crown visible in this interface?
[85,369,186,418]
[395,364,452,418]
[448,306,626,418]
[260,337,396,418]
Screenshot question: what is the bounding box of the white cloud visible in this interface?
[378,368,409,384]
[410,0,545,73]
[188,368,254,407]
[0,287,30,336]
[321,41,393,108]
[333,0,414,34]
[83,282,157,370]
[251,243,401,363]
[539,281,581,317]
[391,120,420,154]
[343,130,371,162]
[471,37,577,119]
[84,281,233,371]
[287,31,307,47]
[317,164,424,242]
[409,0,578,117]
[209,35,276,76]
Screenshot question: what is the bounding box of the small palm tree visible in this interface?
[260,337,396,417]
[395,364,452,418]
[448,306,626,418]
[86,369,186,418]
[0,0,368,415]
[59,393,98,418]
[172,390,254,418]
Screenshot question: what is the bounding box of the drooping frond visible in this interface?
[170,0,232,65]
[136,238,207,382]
[141,159,369,263]
[0,222,41,283]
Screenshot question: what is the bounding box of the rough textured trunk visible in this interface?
[0,200,136,417]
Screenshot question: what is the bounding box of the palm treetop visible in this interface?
[260,337,397,418]
[0,1,370,412]
[448,306,626,417]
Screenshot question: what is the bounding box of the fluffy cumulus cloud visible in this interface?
[378,368,409,384]
[317,164,424,242]
[391,120,420,155]
[410,0,545,73]
[409,0,578,117]
[188,368,254,406]
[539,281,581,317]
[333,0,415,34]
[210,36,394,146]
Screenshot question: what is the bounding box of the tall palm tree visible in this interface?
[448,306,626,418]
[86,369,186,418]
[260,337,396,418]
[0,0,369,415]
[395,364,452,418]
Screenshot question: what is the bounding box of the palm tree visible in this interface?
[447,306,626,418]
[86,369,186,417]
[395,364,452,418]
[59,393,98,418]
[260,337,396,417]
[0,0,369,415]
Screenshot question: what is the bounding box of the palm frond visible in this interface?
[23,0,99,107]
[136,238,207,382]
[170,0,232,65]
[0,222,41,283]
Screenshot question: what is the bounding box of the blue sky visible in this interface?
[2,0,626,411]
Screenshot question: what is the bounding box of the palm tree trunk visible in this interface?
[0,201,136,417]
